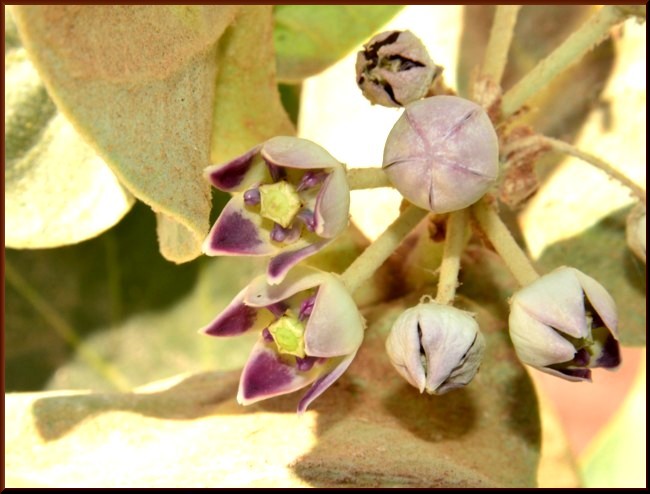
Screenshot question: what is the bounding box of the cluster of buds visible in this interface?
[199,29,626,412]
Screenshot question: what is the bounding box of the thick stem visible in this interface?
[472,198,539,287]
[435,209,469,305]
[502,5,627,117]
[482,5,522,84]
[540,136,647,205]
[347,167,392,190]
[5,262,132,391]
[341,204,428,293]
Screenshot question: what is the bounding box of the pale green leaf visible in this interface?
[11,6,239,263]
[5,8,134,248]
[274,5,404,82]
[211,6,295,163]
[5,295,539,487]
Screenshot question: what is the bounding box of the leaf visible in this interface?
[4,294,540,487]
[11,6,292,263]
[274,5,403,82]
[210,6,295,164]
[4,7,134,248]
[4,201,270,393]
[535,207,646,346]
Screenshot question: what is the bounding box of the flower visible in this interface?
[382,95,499,214]
[199,265,365,412]
[626,203,646,263]
[356,30,440,108]
[203,136,350,284]
[509,266,621,381]
[385,300,485,394]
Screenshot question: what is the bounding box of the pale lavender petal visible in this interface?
[204,145,265,192]
[262,136,342,170]
[313,167,350,238]
[572,268,618,337]
[305,273,365,357]
[513,267,588,339]
[297,209,316,231]
[244,265,327,308]
[202,196,278,256]
[199,286,273,337]
[297,351,358,413]
[266,239,332,285]
[237,340,321,406]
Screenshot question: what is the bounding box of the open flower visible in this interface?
[509,266,621,381]
[203,137,350,284]
[385,300,485,394]
[200,265,365,412]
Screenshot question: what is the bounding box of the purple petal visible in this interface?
[266,239,331,285]
[552,367,592,381]
[297,351,357,413]
[202,196,278,256]
[204,145,263,191]
[237,340,320,406]
[313,167,350,238]
[297,171,328,192]
[297,210,317,232]
[199,287,272,337]
[298,294,317,321]
[594,332,621,369]
[270,222,301,244]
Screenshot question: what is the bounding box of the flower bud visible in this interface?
[383,95,499,213]
[626,203,646,263]
[385,301,485,394]
[356,30,440,108]
[509,266,620,381]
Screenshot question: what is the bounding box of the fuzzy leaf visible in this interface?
[5,295,540,487]
[11,6,293,263]
[274,5,403,82]
[5,8,134,248]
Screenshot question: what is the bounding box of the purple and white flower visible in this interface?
[203,137,350,284]
[200,266,365,412]
[509,266,621,381]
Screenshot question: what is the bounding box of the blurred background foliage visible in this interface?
[4,5,646,488]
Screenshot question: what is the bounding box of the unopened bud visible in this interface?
[383,95,499,213]
[356,30,440,108]
[385,301,485,394]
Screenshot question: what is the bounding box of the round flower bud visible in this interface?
[626,203,646,263]
[356,30,440,108]
[385,300,485,395]
[383,95,499,213]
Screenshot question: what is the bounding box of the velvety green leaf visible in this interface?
[10,6,242,263]
[4,295,540,488]
[535,207,646,346]
[211,6,295,164]
[274,5,403,82]
[5,8,134,248]
[4,202,262,392]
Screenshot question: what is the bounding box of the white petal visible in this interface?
[385,308,426,392]
[571,268,618,337]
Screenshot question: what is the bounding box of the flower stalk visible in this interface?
[435,209,469,305]
[471,197,539,287]
[481,5,522,84]
[501,5,629,117]
[347,167,392,190]
[341,204,428,293]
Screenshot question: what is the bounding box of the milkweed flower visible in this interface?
[200,266,365,412]
[385,300,485,394]
[203,137,350,284]
[509,266,621,381]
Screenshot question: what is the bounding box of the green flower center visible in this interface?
[258,181,302,228]
[267,312,306,358]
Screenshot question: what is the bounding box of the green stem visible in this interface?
[502,5,628,117]
[471,198,539,287]
[5,261,132,391]
[435,209,469,305]
[540,136,647,205]
[341,204,428,293]
[347,167,392,190]
[482,5,522,84]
